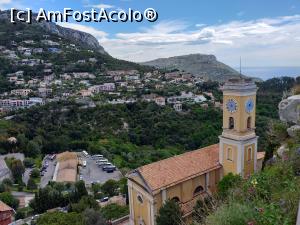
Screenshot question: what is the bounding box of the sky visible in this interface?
[1,0,300,68]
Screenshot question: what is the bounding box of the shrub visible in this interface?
[15,209,26,220]
[217,173,242,198]
[100,203,129,220]
[30,168,40,178]
[36,212,84,225]
[2,178,13,186]
[206,202,257,225]
[156,199,183,225]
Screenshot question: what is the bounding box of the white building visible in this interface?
[0,98,44,110]
[11,89,32,97]
[89,83,116,93]
[173,103,182,112]
[155,97,166,106]
[38,88,52,97]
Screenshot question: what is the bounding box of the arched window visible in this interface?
[229,117,234,129]
[247,147,252,161]
[193,186,204,196]
[171,197,180,203]
[227,148,233,161]
[137,194,143,204]
[247,117,251,129]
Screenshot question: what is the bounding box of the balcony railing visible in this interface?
[180,192,209,217]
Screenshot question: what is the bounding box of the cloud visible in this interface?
[57,22,108,40]
[0,0,11,9]
[0,0,28,10]
[56,14,300,66]
[0,0,11,4]
[99,14,300,65]
[88,3,115,9]
[195,23,206,28]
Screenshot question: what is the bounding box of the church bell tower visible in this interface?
[219,78,258,178]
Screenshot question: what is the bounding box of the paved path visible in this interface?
[22,168,32,185]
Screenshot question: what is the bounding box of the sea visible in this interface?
[234,67,300,81]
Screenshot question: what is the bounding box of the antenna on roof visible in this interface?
[239,56,242,76]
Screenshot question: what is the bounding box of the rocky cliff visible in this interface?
[141,54,248,82]
[279,95,300,124]
[37,22,107,54]
[279,95,300,137]
[0,10,107,54]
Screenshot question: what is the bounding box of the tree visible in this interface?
[70,196,99,213]
[72,181,88,202]
[23,158,35,168]
[16,133,28,152]
[92,183,102,195]
[25,140,41,158]
[11,159,25,183]
[30,186,67,213]
[156,199,183,225]
[0,192,19,209]
[15,209,26,220]
[83,208,108,225]
[101,179,119,197]
[100,203,129,221]
[27,177,37,190]
[30,168,40,178]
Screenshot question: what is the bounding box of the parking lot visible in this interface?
[79,155,122,186]
[40,156,56,188]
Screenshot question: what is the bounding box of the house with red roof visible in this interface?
[0,201,14,225]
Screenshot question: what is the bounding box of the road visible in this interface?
[80,156,122,185]
[40,156,56,188]
[22,168,32,185]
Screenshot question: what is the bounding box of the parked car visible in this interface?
[92,154,103,159]
[98,162,113,167]
[50,154,56,160]
[100,197,109,202]
[102,165,116,172]
[96,159,108,165]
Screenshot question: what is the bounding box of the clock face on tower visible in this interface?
[226,99,238,113]
[245,99,254,113]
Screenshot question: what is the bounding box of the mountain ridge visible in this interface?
[0,9,107,54]
[141,54,254,82]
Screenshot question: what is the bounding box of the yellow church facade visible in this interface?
[127,78,265,225]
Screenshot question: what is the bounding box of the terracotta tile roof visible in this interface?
[137,144,221,192]
[0,200,13,212]
[257,151,265,160]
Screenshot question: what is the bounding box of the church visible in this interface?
[126,78,265,225]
